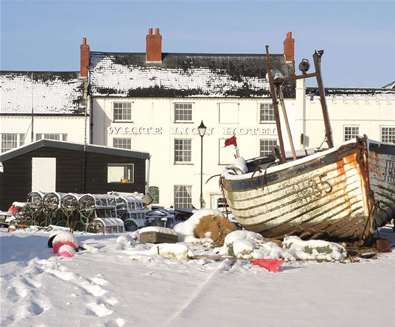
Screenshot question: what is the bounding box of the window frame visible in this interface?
[174,138,192,164]
[381,126,395,144]
[107,163,135,184]
[1,133,18,153]
[113,137,132,150]
[343,125,360,142]
[174,185,193,209]
[113,102,132,122]
[259,138,277,157]
[259,103,275,124]
[174,102,193,123]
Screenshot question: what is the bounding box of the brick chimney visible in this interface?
[146,28,162,63]
[283,32,295,63]
[80,37,90,78]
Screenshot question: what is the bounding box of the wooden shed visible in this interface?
[0,139,150,210]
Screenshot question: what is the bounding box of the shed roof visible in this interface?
[0,139,150,162]
[89,52,295,98]
[306,86,395,97]
[0,71,84,115]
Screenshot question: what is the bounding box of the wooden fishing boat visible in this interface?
[221,137,395,241]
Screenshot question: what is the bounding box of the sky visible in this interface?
[1,0,394,88]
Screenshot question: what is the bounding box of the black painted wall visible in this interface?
[0,146,146,210]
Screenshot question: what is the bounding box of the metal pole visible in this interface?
[313,50,334,148]
[265,46,286,163]
[278,85,297,160]
[200,134,204,208]
[31,72,34,143]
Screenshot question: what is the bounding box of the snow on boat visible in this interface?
[222,137,395,241]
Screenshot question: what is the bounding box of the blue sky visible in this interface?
[1,0,394,87]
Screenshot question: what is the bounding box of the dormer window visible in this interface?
[113,102,132,122]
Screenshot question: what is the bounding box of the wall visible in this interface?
[92,96,297,208]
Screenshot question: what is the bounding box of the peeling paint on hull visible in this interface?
[223,139,395,241]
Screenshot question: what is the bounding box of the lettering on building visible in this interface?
[223,127,277,136]
[108,126,163,135]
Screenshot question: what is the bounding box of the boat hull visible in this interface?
[223,141,373,240]
[368,141,395,227]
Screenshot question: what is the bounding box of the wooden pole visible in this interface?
[313,50,334,148]
[278,85,297,160]
[265,46,286,163]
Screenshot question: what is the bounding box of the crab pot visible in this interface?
[88,218,125,234]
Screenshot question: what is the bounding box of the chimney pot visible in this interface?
[80,37,90,78]
[283,31,295,63]
[146,27,162,63]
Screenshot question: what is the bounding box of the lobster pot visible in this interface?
[27,192,45,210]
[61,193,80,213]
[78,194,96,217]
[43,192,65,211]
[89,218,125,234]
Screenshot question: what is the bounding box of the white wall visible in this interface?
[92,97,296,208]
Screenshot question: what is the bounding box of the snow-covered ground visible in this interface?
[1,226,394,327]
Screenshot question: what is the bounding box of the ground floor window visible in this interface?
[36,133,67,141]
[0,133,25,152]
[174,185,192,208]
[148,186,160,204]
[260,139,277,157]
[344,126,359,141]
[113,138,132,150]
[107,163,134,184]
[381,127,395,144]
[174,139,192,163]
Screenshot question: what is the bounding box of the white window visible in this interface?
[174,185,192,208]
[174,103,192,122]
[36,133,67,141]
[218,103,239,124]
[260,139,277,157]
[381,127,395,144]
[113,102,132,121]
[259,103,275,123]
[113,138,131,150]
[174,139,192,163]
[344,126,359,141]
[1,133,18,152]
[107,164,134,183]
[218,138,235,165]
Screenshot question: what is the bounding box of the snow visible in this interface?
[1,226,394,327]
[90,55,269,97]
[138,226,177,236]
[0,73,82,114]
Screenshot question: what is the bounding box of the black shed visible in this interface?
[0,140,150,210]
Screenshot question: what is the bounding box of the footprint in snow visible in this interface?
[105,318,126,327]
[86,302,113,317]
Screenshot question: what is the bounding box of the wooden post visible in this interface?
[265,46,286,163]
[278,85,297,160]
[313,50,334,148]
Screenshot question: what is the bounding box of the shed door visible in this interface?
[32,157,56,192]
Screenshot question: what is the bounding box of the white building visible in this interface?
[88,29,296,208]
[0,71,89,152]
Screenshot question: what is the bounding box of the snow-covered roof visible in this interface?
[306,86,395,98]
[89,52,295,98]
[0,71,84,115]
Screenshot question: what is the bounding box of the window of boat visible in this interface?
[148,186,160,204]
[381,127,395,144]
[218,103,239,124]
[113,138,132,150]
[113,102,132,122]
[259,103,275,123]
[107,164,135,183]
[260,139,277,157]
[174,185,193,208]
[174,139,192,163]
[344,126,359,141]
[174,103,193,122]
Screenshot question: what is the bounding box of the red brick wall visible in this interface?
[283,32,295,63]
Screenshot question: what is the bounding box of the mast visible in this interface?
[265,45,286,163]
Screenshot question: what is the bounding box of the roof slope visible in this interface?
[0,71,84,115]
[89,52,295,98]
[383,80,395,89]
[0,139,150,162]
